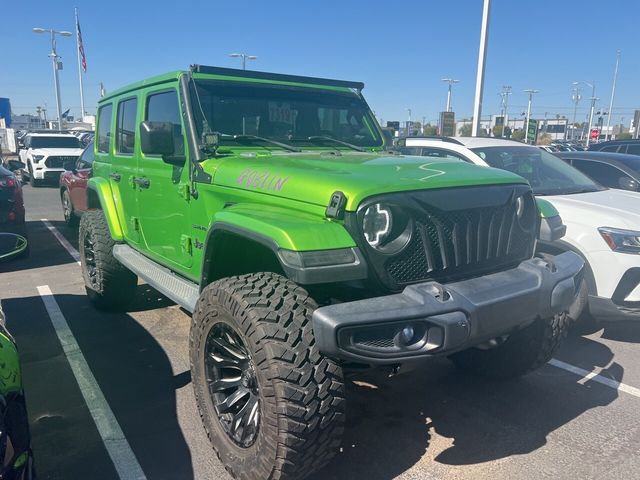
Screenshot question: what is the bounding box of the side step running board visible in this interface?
[113,244,199,312]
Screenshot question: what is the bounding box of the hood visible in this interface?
[206,152,528,210]
[544,189,640,230]
[33,148,84,157]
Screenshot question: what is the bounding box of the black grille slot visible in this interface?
[45,156,77,168]
[352,184,537,291]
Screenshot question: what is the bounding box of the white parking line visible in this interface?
[41,219,81,265]
[549,358,640,398]
[37,285,147,480]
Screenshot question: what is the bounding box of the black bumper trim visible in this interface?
[312,251,584,364]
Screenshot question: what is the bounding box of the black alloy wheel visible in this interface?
[204,323,260,448]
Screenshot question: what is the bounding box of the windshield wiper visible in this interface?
[220,134,300,152]
[307,136,365,152]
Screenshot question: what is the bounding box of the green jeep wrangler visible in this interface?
[80,65,583,480]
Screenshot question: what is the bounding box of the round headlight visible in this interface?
[361,203,413,254]
[363,203,392,247]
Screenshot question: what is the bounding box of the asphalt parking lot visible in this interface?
[2,184,640,480]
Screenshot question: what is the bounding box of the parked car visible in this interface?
[538,145,558,153]
[588,139,640,155]
[59,141,93,226]
[453,137,640,326]
[79,65,582,480]
[19,133,84,187]
[556,151,640,192]
[0,161,25,227]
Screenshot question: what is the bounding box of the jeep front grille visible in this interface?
[348,184,538,291]
[45,156,77,168]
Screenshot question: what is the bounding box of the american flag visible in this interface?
[76,15,87,72]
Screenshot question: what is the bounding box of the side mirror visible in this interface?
[7,160,25,171]
[140,121,177,162]
[618,177,639,191]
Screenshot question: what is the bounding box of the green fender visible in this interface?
[210,203,356,251]
[87,177,124,241]
[0,331,21,395]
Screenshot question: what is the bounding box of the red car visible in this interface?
[59,142,93,226]
[0,160,25,228]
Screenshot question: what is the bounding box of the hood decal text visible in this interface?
[236,169,289,191]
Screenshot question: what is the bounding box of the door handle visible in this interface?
[109,172,121,182]
[134,177,151,189]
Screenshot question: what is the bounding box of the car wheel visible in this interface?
[28,165,41,188]
[79,210,138,310]
[190,272,345,480]
[61,190,78,227]
[450,313,569,380]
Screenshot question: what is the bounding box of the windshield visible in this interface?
[30,136,81,149]
[190,79,383,149]
[471,145,605,196]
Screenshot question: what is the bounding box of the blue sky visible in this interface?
[2,0,639,127]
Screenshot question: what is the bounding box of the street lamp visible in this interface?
[406,108,412,136]
[441,78,460,112]
[523,89,539,144]
[573,81,596,146]
[229,53,257,70]
[33,27,72,130]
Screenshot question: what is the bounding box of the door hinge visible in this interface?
[180,235,193,255]
[179,183,191,201]
[131,217,140,231]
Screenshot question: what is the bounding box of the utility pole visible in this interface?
[499,85,512,138]
[472,0,491,137]
[406,108,412,136]
[605,50,621,141]
[441,78,460,112]
[523,89,539,144]
[422,116,426,135]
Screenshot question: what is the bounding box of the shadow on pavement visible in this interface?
[2,292,194,480]
[600,320,640,343]
[312,336,619,479]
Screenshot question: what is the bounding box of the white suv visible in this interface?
[19,133,84,187]
[399,136,640,327]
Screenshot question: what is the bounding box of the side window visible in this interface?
[398,147,421,155]
[601,145,620,153]
[97,104,113,153]
[420,147,471,162]
[626,144,640,156]
[77,143,95,169]
[146,90,184,155]
[116,97,138,154]
[572,160,625,188]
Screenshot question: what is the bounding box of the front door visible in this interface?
[136,86,192,270]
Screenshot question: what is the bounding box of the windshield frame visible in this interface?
[470,145,606,196]
[189,76,384,152]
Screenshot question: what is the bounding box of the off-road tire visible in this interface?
[61,189,78,227]
[450,313,569,379]
[190,272,345,480]
[79,210,137,310]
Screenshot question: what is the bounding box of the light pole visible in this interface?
[229,52,257,70]
[33,27,72,130]
[571,85,582,140]
[406,108,412,136]
[573,81,595,146]
[472,0,491,137]
[605,50,621,141]
[523,89,539,144]
[441,78,460,112]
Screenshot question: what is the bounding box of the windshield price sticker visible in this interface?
[268,102,296,125]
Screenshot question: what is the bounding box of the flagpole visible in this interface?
[75,7,86,120]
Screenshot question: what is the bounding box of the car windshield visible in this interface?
[30,136,81,149]
[471,145,605,196]
[190,79,383,149]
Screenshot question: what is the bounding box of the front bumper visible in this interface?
[312,251,584,364]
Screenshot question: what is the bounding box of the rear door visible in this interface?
[69,143,94,212]
[136,86,192,270]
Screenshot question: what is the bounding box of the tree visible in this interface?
[493,125,511,138]
[537,133,552,145]
[458,123,472,136]
[616,132,632,140]
[511,130,525,141]
[423,125,438,136]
